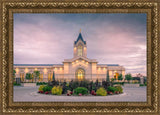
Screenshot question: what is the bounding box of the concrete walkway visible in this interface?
[13,86,147,102]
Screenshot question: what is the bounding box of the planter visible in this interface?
[124,83,139,88]
[21,83,36,87]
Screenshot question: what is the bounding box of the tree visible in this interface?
[118,74,123,80]
[52,71,55,81]
[106,71,110,81]
[31,73,34,82]
[25,73,32,80]
[111,78,115,82]
[33,71,40,82]
[125,74,132,83]
[13,69,16,80]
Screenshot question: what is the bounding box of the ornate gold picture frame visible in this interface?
[0,0,159,114]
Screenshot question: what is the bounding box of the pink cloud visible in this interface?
[14,14,146,76]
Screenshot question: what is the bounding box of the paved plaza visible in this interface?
[14,86,146,102]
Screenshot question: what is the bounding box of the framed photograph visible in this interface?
[0,0,159,114]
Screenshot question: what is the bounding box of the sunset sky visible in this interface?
[14,13,147,76]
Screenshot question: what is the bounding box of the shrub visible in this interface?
[144,82,147,86]
[25,73,32,80]
[13,82,21,86]
[132,80,139,84]
[38,91,44,93]
[73,87,88,95]
[62,82,71,94]
[107,86,117,93]
[45,91,49,94]
[63,85,71,94]
[114,86,123,93]
[96,87,107,96]
[70,80,79,91]
[118,74,123,80]
[102,81,112,90]
[113,82,124,85]
[79,80,89,89]
[140,84,144,86]
[125,74,132,83]
[43,85,52,92]
[37,82,47,85]
[66,83,69,87]
[135,80,140,83]
[94,79,100,91]
[111,78,115,82]
[48,80,59,87]
[91,83,96,91]
[91,90,95,95]
[51,86,62,95]
[38,85,45,91]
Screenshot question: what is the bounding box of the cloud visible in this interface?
[14,13,147,76]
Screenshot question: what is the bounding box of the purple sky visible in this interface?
[14,13,147,76]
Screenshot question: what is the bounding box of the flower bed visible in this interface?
[37,80,123,96]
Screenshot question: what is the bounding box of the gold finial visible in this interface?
[80,28,81,33]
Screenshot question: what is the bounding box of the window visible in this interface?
[20,73,24,82]
[39,74,43,82]
[77,45,83,56]
[48,73,52,81]
[76,69,85,81]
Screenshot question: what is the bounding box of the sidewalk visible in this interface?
[14,86,147,102]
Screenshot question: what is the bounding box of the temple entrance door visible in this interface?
[76,69,85,81]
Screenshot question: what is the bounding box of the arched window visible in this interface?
[39,73,43,82]
[76,69,85,81]
[48,73,52,81]
[77,45,83,56]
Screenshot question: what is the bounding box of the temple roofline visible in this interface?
[97,64,119,66]
[14,64,63,66]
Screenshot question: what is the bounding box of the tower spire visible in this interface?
[80,28,81,33]
[74,30,86,45]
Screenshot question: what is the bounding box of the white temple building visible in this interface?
[14,32,125,82]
